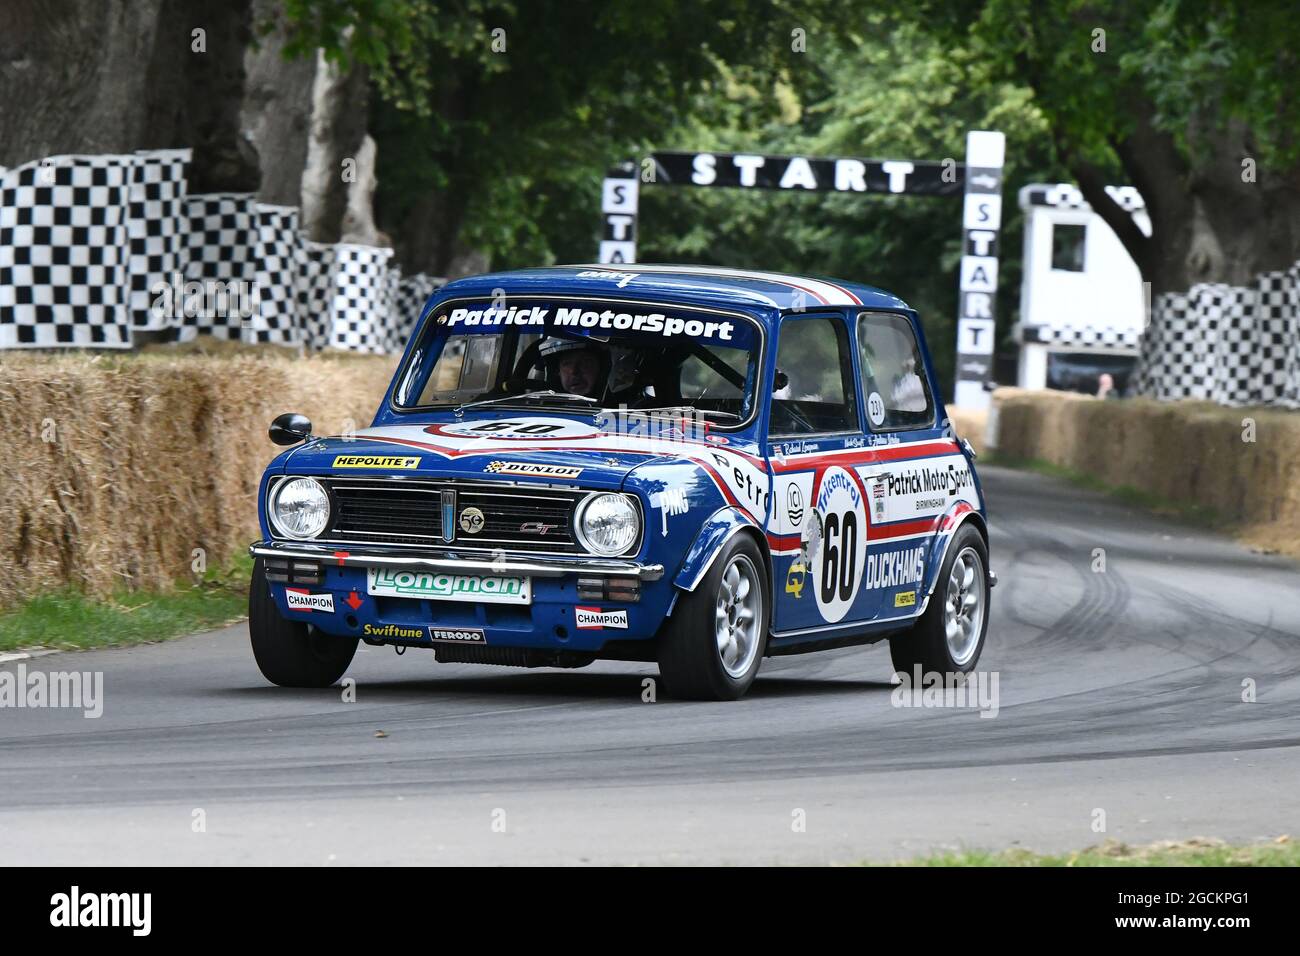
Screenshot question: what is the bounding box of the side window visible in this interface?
[770,316,859,436]
[857,312,934,430]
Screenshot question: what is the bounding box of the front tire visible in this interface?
[889,525,990,677]
[657,533,769,701]
[249,559,358,687]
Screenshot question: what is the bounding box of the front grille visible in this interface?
[321,478,583,553]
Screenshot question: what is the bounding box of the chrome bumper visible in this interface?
[249,540,664,581]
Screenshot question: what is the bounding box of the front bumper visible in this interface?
[249,539,671,653]
[249,540,664,581]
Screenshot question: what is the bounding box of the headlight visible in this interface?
[576,493,640,556]
[270,477,331,539]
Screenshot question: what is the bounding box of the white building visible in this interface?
[1015,183,1151,393]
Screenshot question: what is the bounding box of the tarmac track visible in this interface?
[1,465,1297,865]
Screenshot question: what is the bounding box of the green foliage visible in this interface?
[914,0,1300,169]
[0,556,251,652]
[274,3,1070,392]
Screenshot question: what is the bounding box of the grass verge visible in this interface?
[0,554,251,654]
[983,454,1225,529]
[885,837,1297,867]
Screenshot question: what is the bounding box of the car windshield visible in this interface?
[393,297,761,422]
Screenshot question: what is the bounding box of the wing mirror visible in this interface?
[269,412,313,446]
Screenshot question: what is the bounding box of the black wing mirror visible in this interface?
[269,412,313,446]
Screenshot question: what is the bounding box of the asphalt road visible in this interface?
[2,465,1298,865]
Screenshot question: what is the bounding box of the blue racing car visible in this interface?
[249,265,993,700]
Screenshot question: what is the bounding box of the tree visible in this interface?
[913,0,1300,294]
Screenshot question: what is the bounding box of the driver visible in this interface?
[538,337,610,399]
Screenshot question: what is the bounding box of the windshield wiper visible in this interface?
[454,390,603,415]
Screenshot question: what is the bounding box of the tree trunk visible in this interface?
[139,0,256,192]
[241,0,316,206]
[1068,98,1300,295]
[300,52,369,243]
[0,0,165,166]
[0,0,257,192]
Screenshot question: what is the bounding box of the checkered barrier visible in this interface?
[1021,324,1142,350]
[175,192,261,342]
[1133,269,1300,407]
[324,244,394,353]
[2,148,443,354]
[127,149,190,331]
[249,204,304,346]
[392,272,442,351]
[0,154,136,348]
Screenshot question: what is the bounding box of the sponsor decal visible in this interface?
[864,545,926,589]
[883,462,973,498]
[786,483,804,526]
[428,626,487,644]
[366,568,531,605]
[285,588,335,613]
[363,623,426,641]
[574,606,629,629]
[812,467,866,624]
[651,486,690,536]
[459,507,485,534]
[575,269,639,288]
[442,304,735,341]
[894,590,917,608]
[784,557,806,599]
[332,455,419,469]
[710,451,770,515]
[484,460,583,479]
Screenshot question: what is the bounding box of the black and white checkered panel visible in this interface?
[1204,284,1258,406]
[249,204,304,347]
[176,193,260,342]
[1134,293,1192,401]
[1281,265,1300,408]
[378,262,401,353]
[298,241,337,350]
[1020,182,1146,212]
[1023,324,1141,350]
[391,273,442,353]
[327,244,393,353]
[127,149,190,331]
[0,154,134,348]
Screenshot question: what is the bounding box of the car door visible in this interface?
[766,312,872,636]
[850,310,974,623]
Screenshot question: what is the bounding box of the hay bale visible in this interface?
[0,352,396,608]
[989,387,1300,558]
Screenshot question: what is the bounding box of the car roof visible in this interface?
[437,264,912,314]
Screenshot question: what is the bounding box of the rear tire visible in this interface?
[889,525,989,677]
[249,559,358,687]
[657,533,769,701]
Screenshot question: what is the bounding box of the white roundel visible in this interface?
[812,466,867,623]
[866,391,886,427]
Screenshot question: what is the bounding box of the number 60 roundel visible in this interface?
[811,466,868,623]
